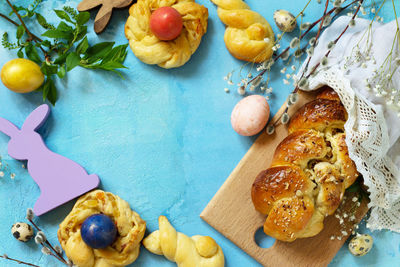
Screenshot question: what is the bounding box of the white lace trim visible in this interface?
[305,68,400,232]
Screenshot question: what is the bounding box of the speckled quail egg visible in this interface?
[273,10,297,32]
[348,234,373,256]
[11,222,34,242]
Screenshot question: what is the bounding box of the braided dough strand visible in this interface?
[143,216,225,267]
[252,87,359,242]
[211,0,274,62]
[125,0,208,68]
[58,190,146,267]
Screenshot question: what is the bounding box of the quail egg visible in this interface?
[273,10,297,32]
[348,234,373,256]
[11,222,34,242]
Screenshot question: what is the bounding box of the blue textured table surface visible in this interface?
[0,0,399,266]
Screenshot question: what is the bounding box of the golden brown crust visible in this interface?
[251,165,315,215]
[288,98,347,134]
[211,0,274,63]
[263,197,315,242]
[125,0,208,69]
[271,129,328,169]
[58,190,146,267]
[317,86,341,101]
[252,87,359,242]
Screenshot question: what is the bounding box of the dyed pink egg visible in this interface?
[231,95,270,136]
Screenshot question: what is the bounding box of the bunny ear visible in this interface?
[0,117,19,137]
[22,104,50,132]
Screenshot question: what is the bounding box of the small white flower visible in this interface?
[265,95,270,100]
[280,67,287,74]
[227,80,234,85]
[224,88,230,93]
[349,19,356,27]
[361,63,367,68]
[371,8,376,13]
[266,87,273,94]
[291,65,296,71]
[395,57,400,65]
[290,37,300,48]
[10,173,15,179]
[249,85,256,91]
[277,33,282,39]
[0,171,4,177]
[264,37,271,43]
[283,79,290,85]
[286,74,291,79]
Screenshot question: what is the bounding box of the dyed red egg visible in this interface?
[150,7,183,41]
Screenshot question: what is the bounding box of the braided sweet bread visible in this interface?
[143,216,225,267]
[125,0,208,69]
[252,87,359,242]
[58,190,146,267]
[210,0,274,62]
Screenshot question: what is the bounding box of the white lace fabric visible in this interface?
[297,16,400,232]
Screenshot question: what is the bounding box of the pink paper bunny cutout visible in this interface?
[0,104,100,216]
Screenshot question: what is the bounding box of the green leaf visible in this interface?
[98,61,127,70]
[42,29,73,40]
[76,26,87,42]
[76,12,90,25]
[76,36,89,54]
[66,52,81,71]
[41,63,58,76]
[41,40,52,48]
[36,13,55,30]
[25,44,41,64]
[54,9,73,23]
[17,48,24,58]
[16,25,25,40]
[102,44,129,63]
[84,42,115,63]
[42,78,58,105]
[57,64,66,78]
[56,21,74,33]
[53,53,68,64]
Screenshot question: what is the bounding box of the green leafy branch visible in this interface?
[0,0,129,105]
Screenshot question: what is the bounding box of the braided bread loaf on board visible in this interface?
[252,87,359,242]
[201,88,368,267]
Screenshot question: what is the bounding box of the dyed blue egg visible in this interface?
[80,214,117,249]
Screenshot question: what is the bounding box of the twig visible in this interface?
[0,254,40,267]
[0,12,19,27]
[270,0,364,127]
[28,219,67,264]
[249,0,360,84]
[5,0,42,42]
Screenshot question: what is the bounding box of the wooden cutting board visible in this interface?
[200,89,369,267]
